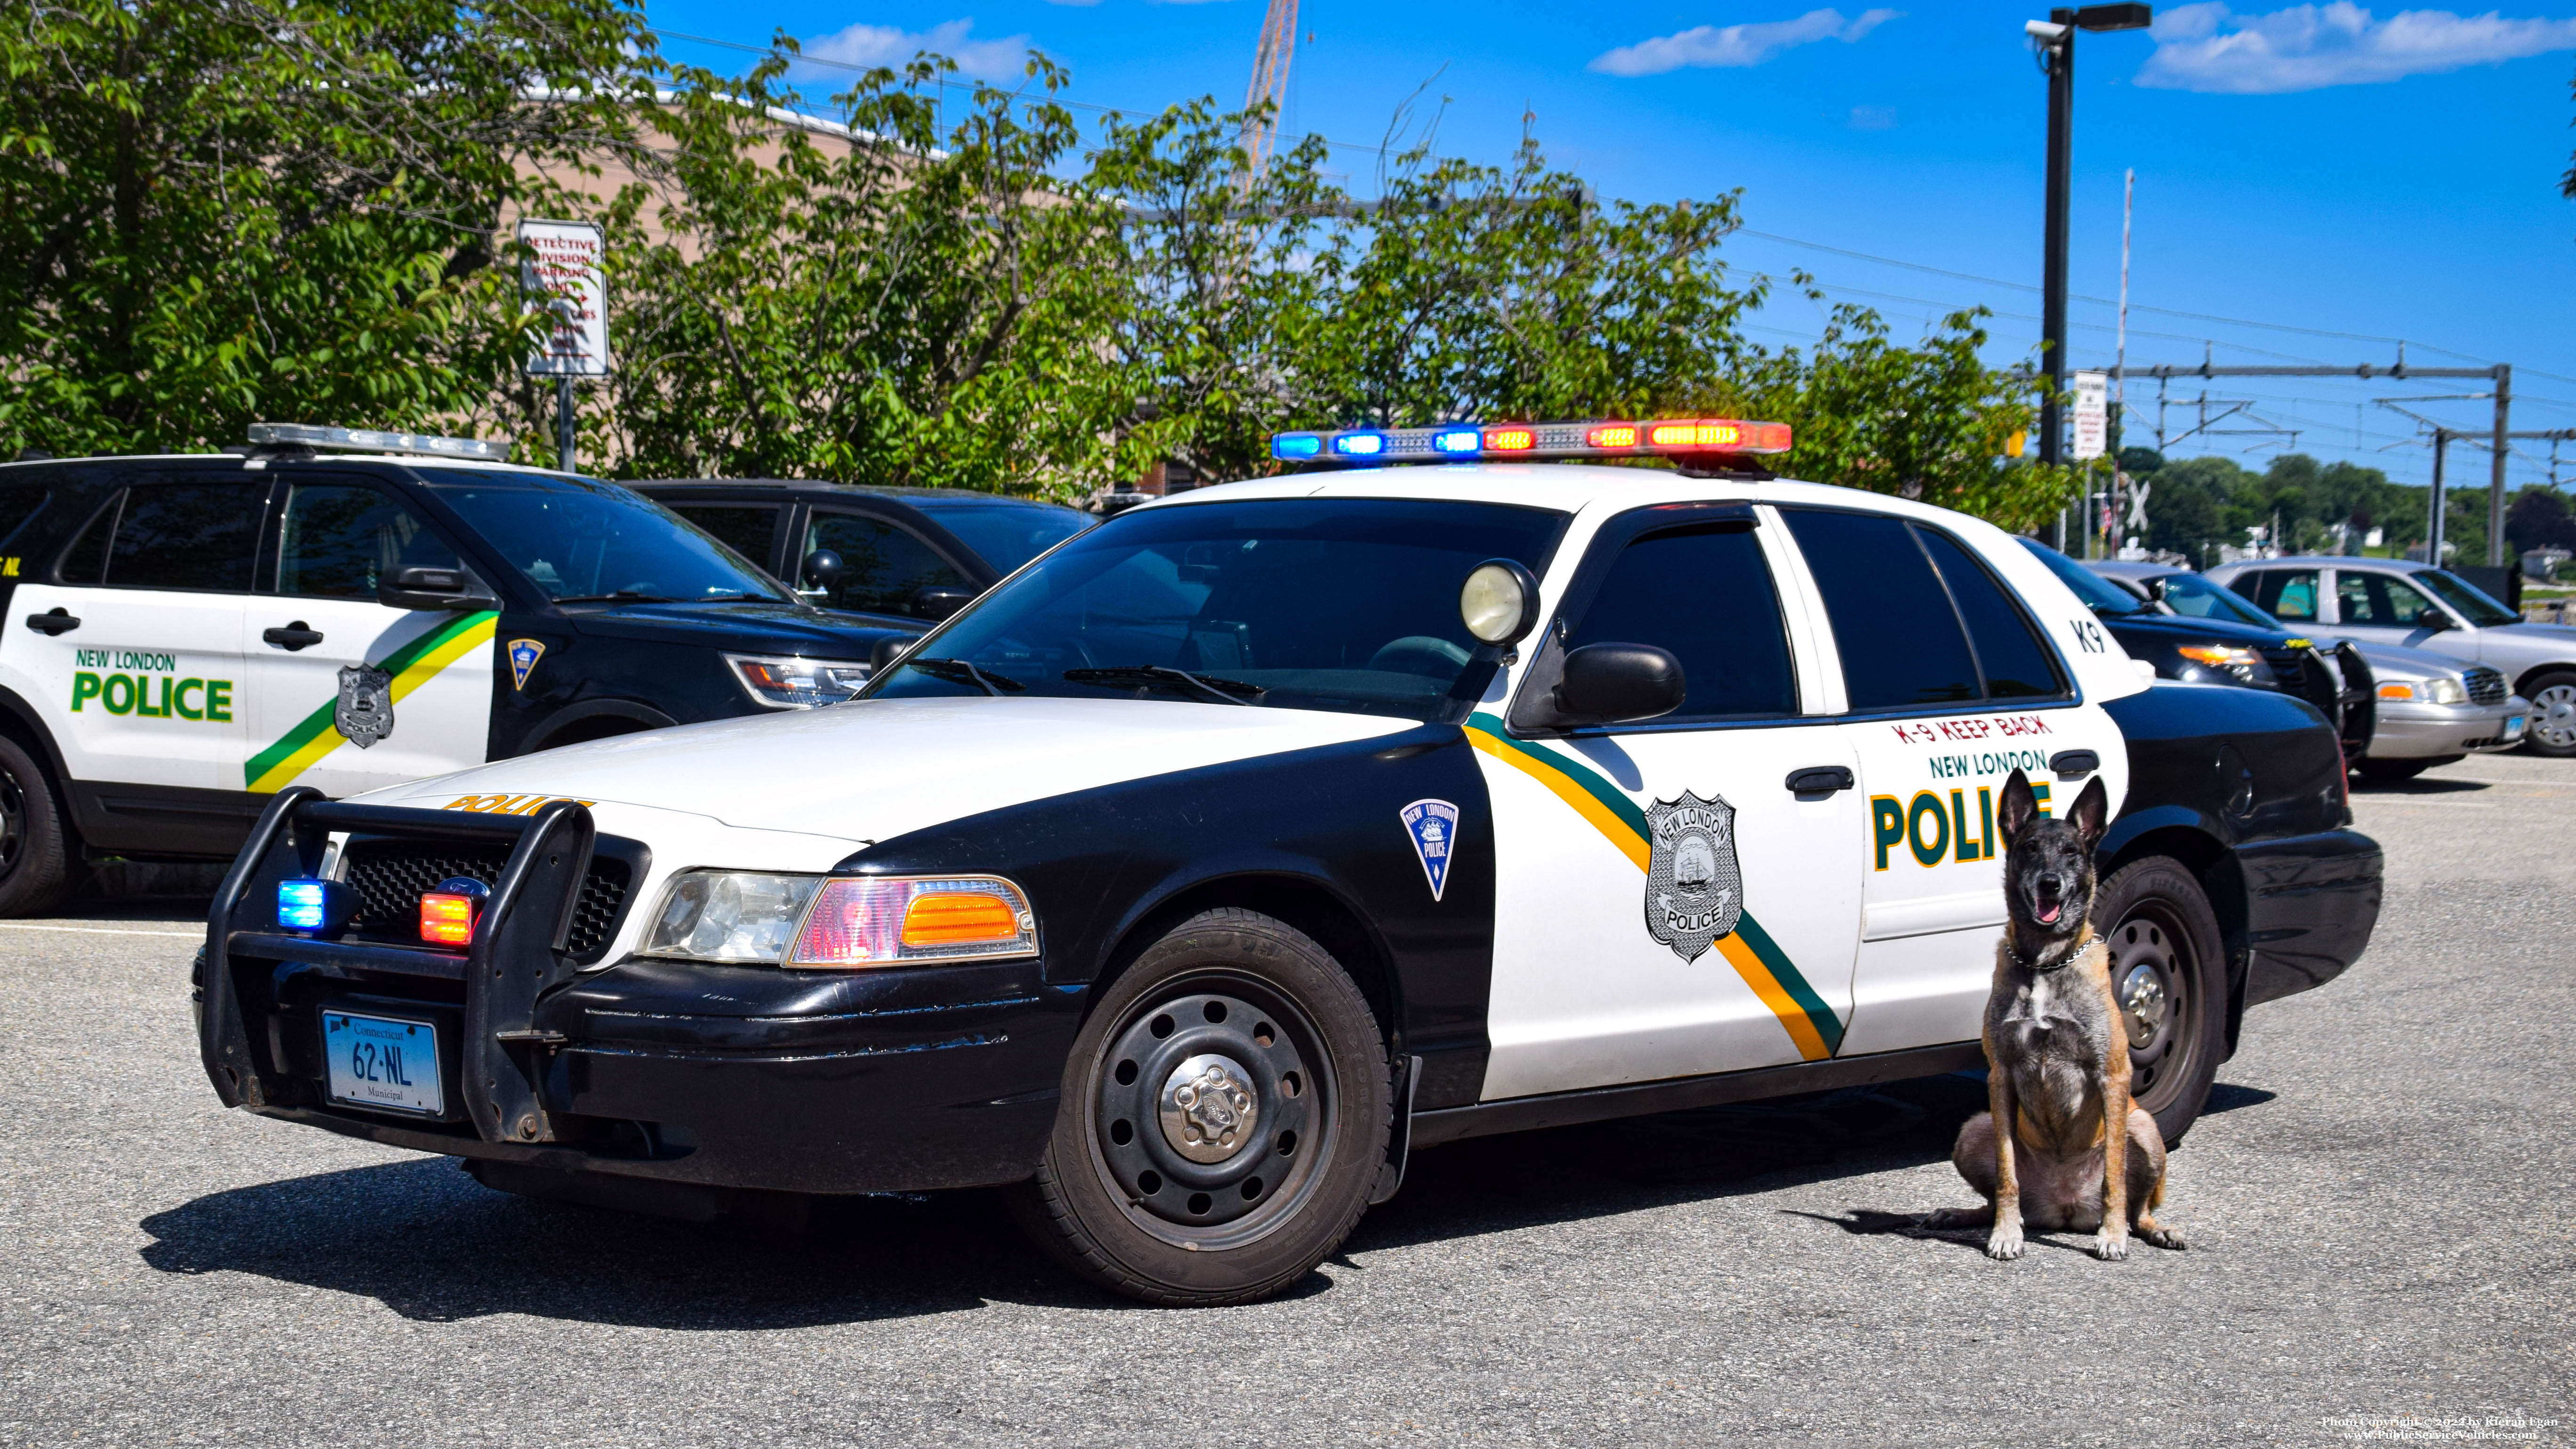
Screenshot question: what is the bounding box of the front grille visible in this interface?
[2464,665,2508,706]
[2263,645,2341,717]
[339,838,634,959]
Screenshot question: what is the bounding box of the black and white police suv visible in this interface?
[0,425,920,914]
[197,418,2383,1304]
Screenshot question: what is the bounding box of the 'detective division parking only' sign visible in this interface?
[520,219,610,378]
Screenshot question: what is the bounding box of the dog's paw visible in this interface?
[2139,1225,2187,1251]
[2092,1229,2130,1261]
[1984,1228,2024,1261]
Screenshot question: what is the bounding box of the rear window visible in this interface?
[59,481,268,592]
[1788,510,2068,710]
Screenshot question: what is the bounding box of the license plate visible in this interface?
[2508,715,2528,740]
[321,1011,443,1116]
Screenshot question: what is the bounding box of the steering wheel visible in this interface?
[1366,636,1471,678]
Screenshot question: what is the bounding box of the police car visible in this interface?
[196,418,2383,1305]
[0,426,920,914]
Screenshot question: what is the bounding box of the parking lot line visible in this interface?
[0,922,201,938]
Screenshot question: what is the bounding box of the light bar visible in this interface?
[1268,418,1791,467]
[248,422,507,461]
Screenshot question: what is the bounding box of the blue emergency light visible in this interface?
[276,878,354,935]
[1430,427,1481,455]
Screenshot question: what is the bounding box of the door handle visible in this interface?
[1785,765,1855,795]
[25,608,78,636]
[262,622,325,651]
[2048,749,2100,777]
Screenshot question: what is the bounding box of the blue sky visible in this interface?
[642,0,2576,494]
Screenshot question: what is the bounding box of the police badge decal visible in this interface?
[334,666,395,749]
[1645,790,1742,962]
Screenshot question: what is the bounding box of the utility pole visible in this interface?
[2023,4,2153,469]
[2490,366,2512,565]
[2429,429,2448,565]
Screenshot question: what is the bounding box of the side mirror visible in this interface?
[868,634,916,674]
[2418,612,2455,632]
[2142,576,2168,603]
[911,586,976,621]
[801,549,844,592]
[378,565,494,612]
[1552,643,1686,725]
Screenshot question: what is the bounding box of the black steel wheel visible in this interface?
[0,733,71,917]
[1009,908,1388,1306]
[2094,857,2225,1146]
[2524,671,2576,758]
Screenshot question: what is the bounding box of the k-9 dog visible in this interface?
[1921,768,2186,1261]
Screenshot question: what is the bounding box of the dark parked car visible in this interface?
[2017,539,2373,763]
[634,480,1091,624]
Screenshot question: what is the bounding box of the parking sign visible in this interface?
[2072,370,2109,461]
[520,219,609,378]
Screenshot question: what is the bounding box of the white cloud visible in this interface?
[1590,8,1903,77]
[802,18,1031,80]
[1848,103,1898,128]
[2136,2,2576,92]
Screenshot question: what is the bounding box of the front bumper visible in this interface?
[2368,696,2530,758]
[199,791,1080,1196]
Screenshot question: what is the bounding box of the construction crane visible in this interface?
[1238,0,1297,185]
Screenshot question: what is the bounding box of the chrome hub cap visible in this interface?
[2536,684,2576,750]
[2118,963,2167,1052]
[1160,1054,1259,1163]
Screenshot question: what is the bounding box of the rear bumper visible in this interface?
[200,791,1080,1196]
[2237,827,2384,1007]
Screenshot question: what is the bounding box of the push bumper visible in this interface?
[2368,696,2530,758]
[2238,826,2384,1007]
[198,790,1080,1196]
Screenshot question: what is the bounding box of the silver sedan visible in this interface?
[2208,556,2576,757]
[2092,561,2529,779]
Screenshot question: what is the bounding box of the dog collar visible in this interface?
[2006,932,2089,974]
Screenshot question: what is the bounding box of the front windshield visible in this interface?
[2016,537,2149,615]
[866,497,1567,720]
[2413,569,2520,627]
[412,469,792,604]
[917,501,1092,576]
[2156,572,2278,628]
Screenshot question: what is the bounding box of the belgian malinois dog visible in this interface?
[1921,769,2186,1261]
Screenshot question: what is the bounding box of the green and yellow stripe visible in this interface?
[244,611,498,793]
[1464,711,1846,1062]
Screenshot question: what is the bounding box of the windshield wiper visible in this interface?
[553,590,677,604]
[903,657,1025,695]
[1062,666,1265,707]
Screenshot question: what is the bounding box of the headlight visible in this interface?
[2377,682,2420,702]
[2426,677,2467,705]
[725,652,872,709]
[640,870,1038,968]
[2174,643,2265,670]
[645,871,824,961]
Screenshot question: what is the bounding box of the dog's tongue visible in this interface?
[2035,901,2062,924]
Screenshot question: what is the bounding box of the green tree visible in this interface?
[0,0,651,458]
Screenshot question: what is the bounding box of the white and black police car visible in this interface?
[197,418,2383,1304]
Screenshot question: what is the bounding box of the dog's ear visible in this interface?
[2068,775,2110,850]
[1998,768,2038,846]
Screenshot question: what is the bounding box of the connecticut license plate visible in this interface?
[321,1011,443,1116]
[2508,715,2528,741]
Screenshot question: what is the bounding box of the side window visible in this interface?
[805,512,966,616]
[0,483,52,555]
[2337,572,2441,627]
[2245,568,2319,621]
[670,505,781,572]
[1782,509,1980,709]
[1916,528,2066,700]
[1566,523,1798,720]
[278,482,463,600]
[64,482,267,592]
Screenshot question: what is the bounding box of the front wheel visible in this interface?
[2094,858,2226,1146]
[1008,908,1389,1306]
[0,734,71,917]
[2523,671,2576,758]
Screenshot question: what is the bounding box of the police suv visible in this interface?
[197,418,2383,1305]
[0,426,920,913]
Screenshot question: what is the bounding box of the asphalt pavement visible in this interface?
[4,755,2570,1447]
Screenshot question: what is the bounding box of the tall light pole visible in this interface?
[2025,4,2153,470]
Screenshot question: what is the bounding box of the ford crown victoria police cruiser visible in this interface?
[0,426,920,914]
[197,419,2383,1305]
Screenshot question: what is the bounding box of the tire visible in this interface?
[2523,670,2576,758]
[0,733,72,917]
[1007,908,1390,1306]
[2093,858,2225,1147]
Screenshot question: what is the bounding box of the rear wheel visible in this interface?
[0,734,71,917]
[1008,908,1388,1306]
[2094,858,2225,1146]
[2524,671,2576,758]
